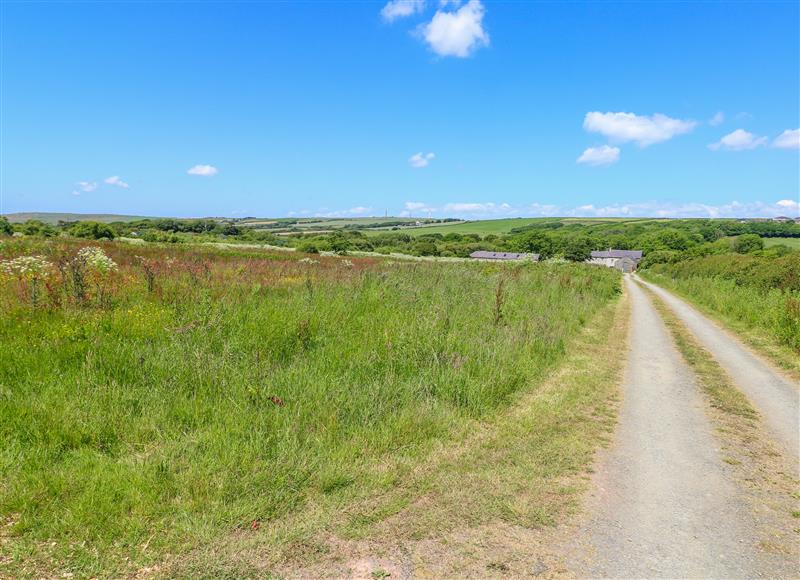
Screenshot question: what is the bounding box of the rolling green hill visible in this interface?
[3,212,157,224]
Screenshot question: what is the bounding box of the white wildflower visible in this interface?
[0,255,53,279]
[77,247,117,274]
[298,257,319,265]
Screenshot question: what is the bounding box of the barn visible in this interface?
[469,251,540,262]
[589,249,643,272]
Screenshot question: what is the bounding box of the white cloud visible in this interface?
[583,111,697,147]
[302,199,798,220]
[775,199,799,216]
[104,175,130,189]
[564,200,800,219]
[409,152,435,168]
[319,206,374,218]
[709,111,725,126]
[576,145,620,167]
[405,201,430,210]
[75,181,98,193]
[187,164,219,176]
[708,129,767,151]
[381,0,425,21]
[772,128,800,150]
[420,0,488,58]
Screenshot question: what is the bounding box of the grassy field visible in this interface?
[0,238,621,576]
[764,237,800,249]
[378,217,664,237]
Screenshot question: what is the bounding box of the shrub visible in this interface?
[563,238,591,262]
[0,217,12,236]
[733,233,763,254]
[70,221,116,240]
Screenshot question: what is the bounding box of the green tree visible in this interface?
[642,228,691,252]
[411,240,439,256]
[0,217,12,236]
[22,220,56,237]
[733,234,764,254]
[563,237,591,262]
[328,233,352,255]
[514,231,556,259]
[69,221,116,240]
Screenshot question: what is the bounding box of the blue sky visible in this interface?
[2,0,799,219]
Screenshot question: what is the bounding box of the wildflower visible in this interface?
[0,255,52,280]
[341,259,354,268]
[298,257,319,265]
[0,255,52,307]
[77,247,117,274]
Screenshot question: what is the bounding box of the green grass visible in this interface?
[169,278,630,577]
[0,239,621,576]
[385,218,548,236]
[372,217,664,237]
[764,237,800,249]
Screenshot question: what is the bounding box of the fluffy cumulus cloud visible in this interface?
[576,145,620,167]
[583,112,696,147]
[381,0,425,21]
[104,175,130,189]
[420,0,489,58]
[709,111,725,126]
[708,129,767,151]
[75,181,98,193]
[187,164,219,176]
[772,128,800,150]
[409,152,435,168]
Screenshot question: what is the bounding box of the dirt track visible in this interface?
[566,277,796,577]
[636,275,800,461]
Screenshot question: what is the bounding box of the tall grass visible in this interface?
[0,239,620,574]
[643,253,800,352]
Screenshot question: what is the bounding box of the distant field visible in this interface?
[3,212,157,224]
[391,217,658,236]
[392,218,548,236]
[764,237,800,249]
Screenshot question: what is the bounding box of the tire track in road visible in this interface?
[637,275,800,462]
[566,276,795,578]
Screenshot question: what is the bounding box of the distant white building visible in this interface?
[588,249,642,273]
[469,251,540,262]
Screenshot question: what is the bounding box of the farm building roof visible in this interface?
[590,249,643,261]
[469,251,539,261]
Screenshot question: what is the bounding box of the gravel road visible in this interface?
[637,275,800,461]
[567,277,796,578]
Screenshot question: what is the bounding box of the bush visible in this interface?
[733,234,763,254]
[0,217,12,236]
[69,221,116,240]
[563,238,591,262]
[411,240,439,256]
[297,241,320,254]
[21,220,56,237]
